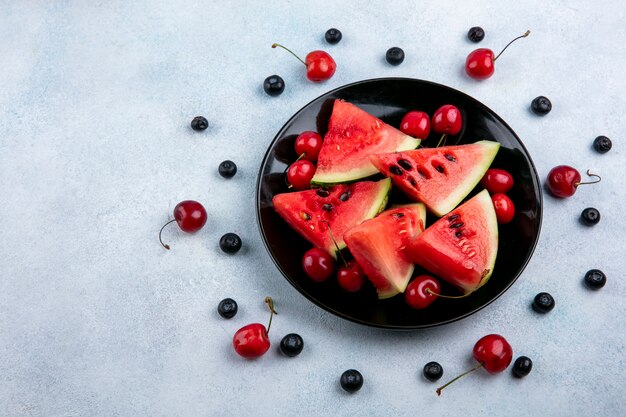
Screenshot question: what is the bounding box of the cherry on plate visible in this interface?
[431,105,462,136]
[492,193,515,224]
[400,111,431,139]
[294,131,323,162]
[405,275,441,309]
[302,248,336,282]
[481,168,514,194]
[286,160,316,190]
[337,261,366,292]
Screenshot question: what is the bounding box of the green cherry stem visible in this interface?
[575,170,601,186]
[425,288,471,299]
[321,219,348,267]
[436,362,483,396]
[272,43,307,66]
[264,297,277,335]
[493,30,530,62]
[436,134,447,147]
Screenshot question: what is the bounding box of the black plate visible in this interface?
[256,78,542,329]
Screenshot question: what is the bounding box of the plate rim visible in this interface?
[255,76,543,330]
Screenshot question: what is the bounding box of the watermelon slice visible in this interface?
[311,100,420,185]
[272,179,391,257]
[369,140,500,216]
[344,203,426,299]
[406,190,498,294]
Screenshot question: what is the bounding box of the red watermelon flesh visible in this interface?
[272,179,391,257]
[406,190,498,294]
[369,140,500,216]
[344,203,426,299]
[311,100,420,185]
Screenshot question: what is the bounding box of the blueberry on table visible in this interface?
[220,233,242,254]
[467,26,485,42]
[512,356,533,378]
[531,96,552,115]
[532,292,555,313]
[584,269,606,290]
[593,136,612,153]
[580,207,600,226]
[217,298,238,319]
[325,28,342,44]
[218,160,237,178]
[340,369,363,393]
[386,47,405,65]
[263,75,285,96]
[423,361,444,382]
[191,116,208,131]
[279,333,304,357]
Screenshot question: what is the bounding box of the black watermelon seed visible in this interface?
[444,154,456,162]
[392,212,405,218]
[408,177,417,187]
[339,192,351,202]
[398,158,413,170]
[389,165,404,176]
[435,165,445,173]
[322,203,333,211]
[455,231,463,237]
[448,214,459,221]
[316,189,330,197]
[450,222,464,229]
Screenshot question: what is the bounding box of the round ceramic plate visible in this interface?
[256,78,542,329]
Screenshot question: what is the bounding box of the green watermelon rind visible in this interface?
[311,136,420,186]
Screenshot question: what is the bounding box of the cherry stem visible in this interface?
[426,288,470,299]
[272,43,307,66]
[158,219,176,250]
[494,30,530,62]
[321,219,348,267]
[436,134,447,148]
[436,362,483,396]
[575,170,601,187]
[264,296,277,335]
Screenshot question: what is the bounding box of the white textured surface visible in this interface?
[1,1,625,416]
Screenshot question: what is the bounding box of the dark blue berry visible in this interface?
[593,136,612,153]
[340,369,363,393]
[532,292,555,313]
[580,207,600,226]
[191,116,208,131]
[386,47,405,65]
[217,298,238,319]
[279,333,304,357]
[423,361,443,382]
[325,28,342,44]
[220,233,242,254]
[584,269,606,289]
[263,75,285,96]
[512,356,533,378]
[531,96,552,115]
[218,160,237,178]
[468,26,485,42]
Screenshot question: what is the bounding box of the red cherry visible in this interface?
[405,275,441,309]
[481,168,514,194]
[233,297,276,359]
[436,334,513,396]
[272,43,336,82]
[432,105,462,136]
[472,334,513,373]
[337,261,366,292]
[286,159,316,190]
[465,30,530,80]
[302,248,336,282]
[546,166,601,198]
[294,131,323,161]
[159,200,207,250]
[400,111,431,139]
[492,193,515,224]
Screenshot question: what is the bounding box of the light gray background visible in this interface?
[1,1,624,416]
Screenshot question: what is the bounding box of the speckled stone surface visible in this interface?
[1,1,624,416]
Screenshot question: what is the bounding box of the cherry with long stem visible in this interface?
[494,30,530,62]
[436,363,483,396]
[272,43,307,66]
[576,170,601,186]
[159,219,176,250]
[264,296,277,335]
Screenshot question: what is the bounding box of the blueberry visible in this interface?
[584,269,606,290]
[190,116,208,131]
[217,298,238,319]
[340,369,363,393]
[531,96,552,115]
[219,233,242,254]
[512,356,533,378]
[279,333,304,357]
[593,136,612,153]
[218,160,237,178]
[385,47,405,65]
[423,361,443,382]
[325,28,342,44]
[263,75,285,96]
[580,207,600,226]
[467,26,485,43]
[532,292,555,313]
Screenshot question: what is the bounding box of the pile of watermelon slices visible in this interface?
[273,100,501,300]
